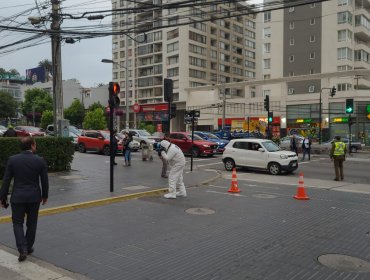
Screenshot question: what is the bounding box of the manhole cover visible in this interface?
[185,208,215,215]
[252,194,277,199]
[318,254,370,273]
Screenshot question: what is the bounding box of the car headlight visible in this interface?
[280,154,288,159]
[202,144,210,147]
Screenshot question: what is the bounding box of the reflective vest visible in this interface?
[333,141,345,156]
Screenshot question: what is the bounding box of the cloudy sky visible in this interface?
[0,0,113,88]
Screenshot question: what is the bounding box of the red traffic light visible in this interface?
[109,82,120,95]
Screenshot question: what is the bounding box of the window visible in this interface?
[263,89,271,97]
[337,47,353,60]
[289,55,294,62]
[189,31,206,44]
[263,27,271,38]
[167,67,179,77]
[263,59,271,69]
[310,52,315,59]
[264,11,271,22]
[263,74,271,80]
[289,71,295,76]
[250,90,256,98]
[338,29,353,42]
[189,69,206,79]
[264,43,271,53]
[337,12,353,24]
[310,18,316,25]
[167,42,179,53]
[167,29,179,40]
[337,83,352,91]
[189,44,206,56]
[308,85,315,93]
[288,88,295,95]
[290,38,294,45]
[337,65,353,71]
[289,22,295,29]
[310,35,315,42]
[167,55,178,65]
[189,56,206,67]
[338,0,352,6]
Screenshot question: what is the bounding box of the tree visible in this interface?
[21,88,53,123]
[83,108,106,130]
[9,69,20,76]
[64,99,85,127]
[0,91,17,118]
[40,110,53,129]
[38,59,52,73]
[88,101,105,112]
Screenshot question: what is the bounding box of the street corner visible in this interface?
[184,168,221,187]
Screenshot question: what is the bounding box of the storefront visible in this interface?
[286,118,320,139]
[135,103,169,131]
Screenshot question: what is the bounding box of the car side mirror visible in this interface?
[258,148,265,152]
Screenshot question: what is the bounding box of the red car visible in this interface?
[14,126,46,137]
[77,130,123,155]
[168,132,218,157]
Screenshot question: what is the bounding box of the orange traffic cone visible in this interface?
[228,168,241,193]
[294,172,309,200]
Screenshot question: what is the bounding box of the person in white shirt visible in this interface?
[302,136,312,161]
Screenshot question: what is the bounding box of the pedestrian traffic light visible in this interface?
[264,95,270,111]
[170,103,177,119]
[108,82,120,108]
[268,111,273,123]
[330,86,336,97]
[345,98,354,114]
[164,78,173,102]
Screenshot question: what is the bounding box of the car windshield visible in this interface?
[262,140,281,152]
[186,134,203,140]
[137,130,151,136]
[69,126,81,136]
[206,133,220,139]
[100,131,110,139]
[24,126,42,132]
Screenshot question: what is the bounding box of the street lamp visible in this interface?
[101,59,129,130]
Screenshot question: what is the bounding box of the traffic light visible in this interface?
[330,86,336,97]
[268,111,273,123]
[108,82,120,108]
[164,78,173,102]
[264,95,270,111]
[345,98,354,114]
[170,103,177,119]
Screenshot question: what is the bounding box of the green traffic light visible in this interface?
[346,107,353,113]
[268,118,273,122]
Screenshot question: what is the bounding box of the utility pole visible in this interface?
[51,0,63,136]
[125,11,129,130]
[221,82,226,130]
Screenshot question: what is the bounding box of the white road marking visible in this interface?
[209,185,228,189]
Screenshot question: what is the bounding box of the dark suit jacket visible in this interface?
[0,151,49,203]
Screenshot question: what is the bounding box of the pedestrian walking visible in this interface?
[290,134,298,156]
[123,132,132,166]
[159,140,186,199]
[301,136,312,161]
[330,135,347,181]
[0,136,49,262]
[3,125,17,137]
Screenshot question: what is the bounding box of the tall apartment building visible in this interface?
[258,0,370,142]
[111,0,257,130]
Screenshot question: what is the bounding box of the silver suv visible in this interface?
[222,139,298,175]
[120,129,160,148]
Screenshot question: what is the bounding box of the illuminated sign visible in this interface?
[296,119,312,123]
[367,104,370,113]
[332,117,348,123]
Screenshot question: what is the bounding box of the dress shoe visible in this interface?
[27,248,34,255]
[18,252,27,262]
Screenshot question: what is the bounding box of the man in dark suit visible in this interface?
[0,136,49,262]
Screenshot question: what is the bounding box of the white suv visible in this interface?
[120,129,160,148]
[222,139,298,175]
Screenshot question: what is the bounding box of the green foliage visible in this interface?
[64,99,85,127]
[137,122,155,134]
[38,59,52,73]
[21,88,53,116]
[0,137,74,179]
[40,110,53,129]
[88,101,105,112]
[83,108,106,130]
[0,91,17,118]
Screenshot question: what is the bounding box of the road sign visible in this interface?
[133,103,140,113]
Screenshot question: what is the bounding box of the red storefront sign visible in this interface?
[218,117,281,126]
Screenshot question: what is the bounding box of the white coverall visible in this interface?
[160,140,187,199]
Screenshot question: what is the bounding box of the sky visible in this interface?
[0,0,264,88]
[0,0,113,88]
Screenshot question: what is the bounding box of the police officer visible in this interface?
[330,136,347,181]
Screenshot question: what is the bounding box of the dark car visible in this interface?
[14,126,46,137]
[194,131,229,153]
[168,132,218,157]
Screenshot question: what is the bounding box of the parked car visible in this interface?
[120,129,160,148]
[77,130,123,155]
[46,124,82,136]
[116,133,140,152]
[168,132,218,157]
[0,125,7,136]
[14,126,46,137]
[151,132,165,139]
[279,135,304,151]
[194,131,229,153]
[222,138,298,175]
[322,137,363,153]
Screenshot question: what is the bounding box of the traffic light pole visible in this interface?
[190,114,194,172]
[348,114,352,155]
[109,104,114,192]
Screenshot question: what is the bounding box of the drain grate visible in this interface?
[185,208,215,215]
[318,254,370,273]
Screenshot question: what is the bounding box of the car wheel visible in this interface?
[103,145,110,156]
[268,162,281,175]
[191,146,200,157]
[224,158,235,171]
[350,146,357,153]
[78,143,86,153]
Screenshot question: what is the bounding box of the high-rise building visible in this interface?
[111,0,257,130]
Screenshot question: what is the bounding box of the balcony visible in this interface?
[354,24,370,41]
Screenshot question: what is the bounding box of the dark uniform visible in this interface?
[330,136,347,181]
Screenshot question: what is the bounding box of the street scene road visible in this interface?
[1,150,370,280]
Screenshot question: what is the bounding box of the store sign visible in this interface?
[367,104,370,113]
[296,119,312,123]
[333,117,348,123]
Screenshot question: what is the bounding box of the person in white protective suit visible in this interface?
[160,140,187,199]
